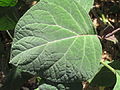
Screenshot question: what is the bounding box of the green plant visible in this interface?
[1,0,120,90]
[0,0,18,31]
[0,0,17,7]
[0,7,18,31]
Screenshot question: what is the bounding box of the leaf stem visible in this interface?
[6,30,13,40]
[100,61,116,74]
[105,28,120,38]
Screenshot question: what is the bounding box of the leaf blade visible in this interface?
[10,0,102,83]
[113,71,120,90]
[0,0,17,7]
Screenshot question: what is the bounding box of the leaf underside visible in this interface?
[10,0,102,83]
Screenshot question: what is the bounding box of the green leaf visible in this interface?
[90,61,120,87]
[74,0,94,13]
[0,0,17,7]
[90,65,116,87]
[0,15,16,30]
[0,7,18,30]
[10,0,102,83]
[113,70,120,90]
[37,84,58,90]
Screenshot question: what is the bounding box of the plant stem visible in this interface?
[6,30,13,40]
[100,61,116,74]
[105,28,120,38]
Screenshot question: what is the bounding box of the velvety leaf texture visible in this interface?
[10,0,102,83]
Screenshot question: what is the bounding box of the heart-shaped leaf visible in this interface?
[10,0,102,83]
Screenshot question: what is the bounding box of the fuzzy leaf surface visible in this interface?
[10,0,102,83]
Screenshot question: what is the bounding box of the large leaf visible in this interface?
[74,0,94,13]
[10,0,102,83]
[0,0,17,7]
